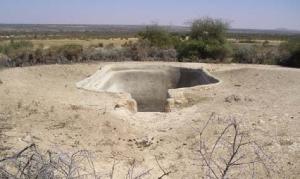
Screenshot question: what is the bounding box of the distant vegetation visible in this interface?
[0,19,300,68]
[0,40,33,58]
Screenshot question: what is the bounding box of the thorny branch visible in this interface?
[197,114,279,179]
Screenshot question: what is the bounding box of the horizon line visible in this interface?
[0,23,300,32]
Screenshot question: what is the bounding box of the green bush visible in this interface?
[176,40,231,61]
[138,26,178,48]
[279,39,300,67]
[176,40,206,61]
[176,17,232,61]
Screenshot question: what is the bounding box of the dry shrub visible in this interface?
[0,145,152,179]
[0,114,284,178]
[127,41,177,61]
[0,144,98,179]
[83,46,130,61]
[0,54,10,67]
[232,44,283,65]
[194,113,283,178]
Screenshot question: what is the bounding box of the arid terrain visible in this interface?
[0,62,299,178]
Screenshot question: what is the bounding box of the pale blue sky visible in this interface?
[0,0,299,30]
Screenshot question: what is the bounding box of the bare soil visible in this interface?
[0,62,299,178]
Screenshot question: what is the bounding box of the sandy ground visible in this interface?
[0,62,299,178]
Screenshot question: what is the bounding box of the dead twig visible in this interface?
[155,156,172,179]
[197,114,276,179]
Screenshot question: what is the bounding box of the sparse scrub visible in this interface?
[0,144,100,178]
[0,144,153,179]
[232,45,257,63]
[2,43,85,66]
[126,41,148,61]
[84,46,129,61]
[278,38,300,67]
[238,39,256,44]
[98,42,104,47]
[127,40,177,61]
[0,40,34,66]
[262,40,270,47]
[232,44,282,65]
[138,25,178,48]
[0,22,299,67]
[0,40,34,58]
[105,43,115,49]
[0,54,10,67]
[51,44,83,62]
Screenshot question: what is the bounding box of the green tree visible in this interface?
[190,17,229,43]
[176,17,232,61]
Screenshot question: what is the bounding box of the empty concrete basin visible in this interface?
[76,64,219,112]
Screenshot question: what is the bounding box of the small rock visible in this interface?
[175,99,188,105]
[279,139,293,146]
[258,119,265,124]
[244,97,254,102]
[74,140,80,146]
[20,134,33,143]
[225,95,241,103]
[115,99,137,113]
[135,139,152,148]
